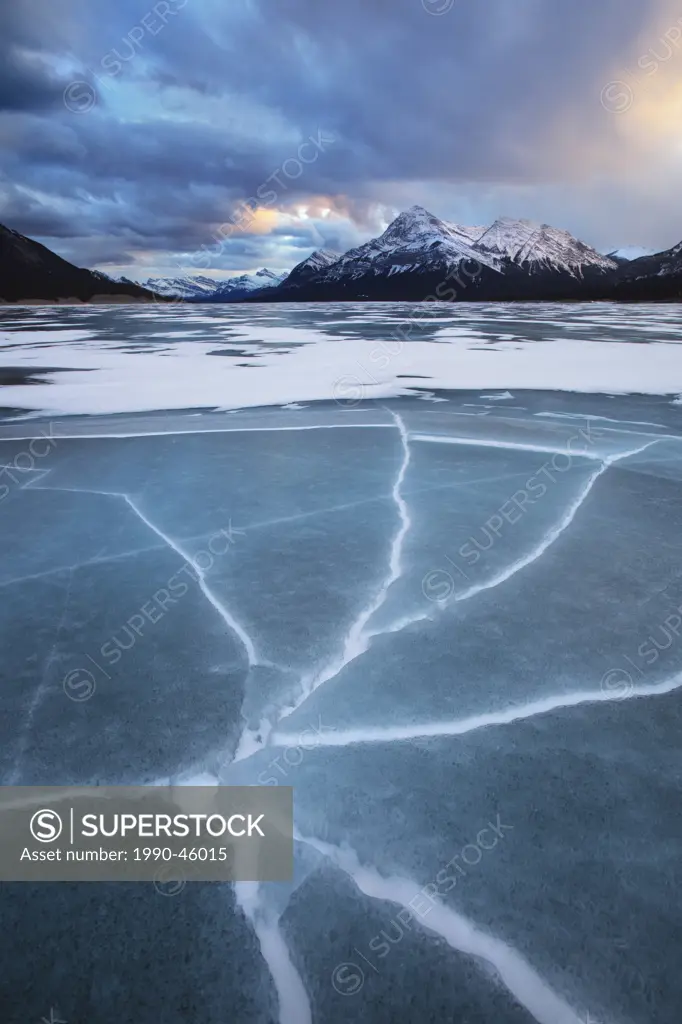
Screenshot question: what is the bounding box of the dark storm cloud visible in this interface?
[0,4,74,113]
[0,0,672,270]
[0,50,64,113]
[196,0,660,181]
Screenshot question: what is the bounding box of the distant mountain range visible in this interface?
[3,207,682,303]
[132,274,219,301]
[136,268,288,301]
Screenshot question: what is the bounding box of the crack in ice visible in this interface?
[6,468,524,595]
[7,415,669,1024]
[273,670,682,750]
[8,567,74,784]
[298,833,585,1024]
[410,432,604,461]
[364,437,664,642]
[239,435,663,758]
[122,495,259,667]
[0,423,394,442]
[0,543,169,589]
[9,479,261,669]
[233,882,312,1024]
[275,411,412,725]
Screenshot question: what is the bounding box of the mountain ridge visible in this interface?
[138,268,287,301]
[3,209,682,304]
[0,224,163,304]
[252,206,679,303]
[475,217,618,277]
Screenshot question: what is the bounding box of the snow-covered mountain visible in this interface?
[274,206,500,301]
[139,268,287,301]
[140,275,220,300]
[283,249,339,287]
[632,241,682,277]
[368,205,496,262]
[475,217,618,277]
[268,205,621,302]
[611,240,682,300]
[605,246,655,262]
[444,222,488,246]
[208,268,287,301]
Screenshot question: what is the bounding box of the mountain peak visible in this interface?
[476,217,540,257]
[403,204,434,218]
[283,248,339,287]
[379,206,463,250]
[383,205,440,231]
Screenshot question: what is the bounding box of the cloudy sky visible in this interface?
[3,0,682,280]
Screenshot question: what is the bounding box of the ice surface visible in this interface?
[3,302,682,417]
[1,304,682,1024]
[2,881,276,1023]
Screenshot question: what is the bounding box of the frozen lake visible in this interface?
[1,302,682,1024]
